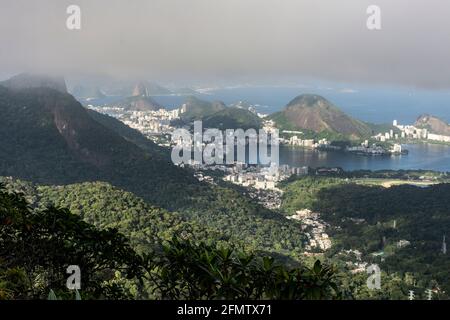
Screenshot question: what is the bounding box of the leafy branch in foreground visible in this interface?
[0,183,146,299]
[147,237,341,300]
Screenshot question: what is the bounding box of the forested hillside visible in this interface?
[1,177,307,262]
[0,182,340,300]
[280,176,450,299]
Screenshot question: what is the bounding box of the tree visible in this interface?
[147,237,340,300]
[0,183,146,299]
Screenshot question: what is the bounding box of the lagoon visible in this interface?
[279,143,450,172]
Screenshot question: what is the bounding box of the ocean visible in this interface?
[152,85,450,125]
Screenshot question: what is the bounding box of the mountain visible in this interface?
[70,85,106,99]
[86,109,169,157]
[132,81,172,96]
[132,82,149,96]
[1,73,67,94]
[365,122,400,136]
[415,114,450,136]
[202,107,262,130]
[111,95,163,111]
[230,100,254,109]
[0,74,312,260]
[178,96,227,122]
[176,96,261,130]
[0,74,196,209]
[112,81,166,111]
[270,94,371,139]
[229,100,258,114]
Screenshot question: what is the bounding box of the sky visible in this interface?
[1,0,450,89]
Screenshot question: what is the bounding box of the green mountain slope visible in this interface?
[280,175,450,299]
[1,178,212,253]
[270,94,371,139]
[110,95,163,111]
[132,81,172,96]
[202,107,262,130]
[0,79,197,209]
[86,108,168,157]
[179,96,227,122]
[0,181,338,300]
[415,114,450,136]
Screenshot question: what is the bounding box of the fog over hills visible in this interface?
[1,73,67,94]
[2,1,450,89]
[0,73,197,209]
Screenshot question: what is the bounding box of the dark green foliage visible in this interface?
[304,168,449,181]
[178,96,227,123]
[315,183,450,298]
[0,85,200,211]
[1,177,308,260]
[33,181,219,254]
[281,176,450,299]
[148,237,340,300]
[86,109,170,159]
[365,122,400,136]
[280,176,345,215]
[109,95,162,112]
[0,183,146,299]
[177,185,308,259]
[0,184,341,300]
[271,111,353,142]
[3,177,308,262]
[201,107,262,130]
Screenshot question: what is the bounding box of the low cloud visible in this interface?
[339,89,358,94]
[1,0,450,88]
